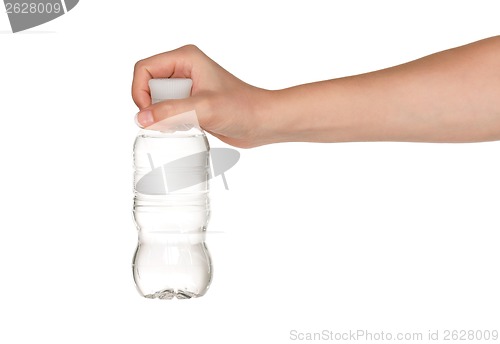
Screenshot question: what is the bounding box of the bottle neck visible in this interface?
[139,108,205,139]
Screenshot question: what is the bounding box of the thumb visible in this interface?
[135,98,197,128]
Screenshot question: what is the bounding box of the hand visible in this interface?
[133,37,500,146]
[132,45,272,148]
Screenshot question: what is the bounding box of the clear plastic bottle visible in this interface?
[132,78,212,299]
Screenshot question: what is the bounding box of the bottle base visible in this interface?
[142,288,201,300]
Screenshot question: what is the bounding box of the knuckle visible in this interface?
[134,59,146,72]
[183,44,200,53]
[179,44,202,58]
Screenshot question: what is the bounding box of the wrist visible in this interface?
[255,88,304,145]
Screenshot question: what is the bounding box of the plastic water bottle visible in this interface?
[132,78,212,299]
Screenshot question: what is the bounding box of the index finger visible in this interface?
[132,46,195,109]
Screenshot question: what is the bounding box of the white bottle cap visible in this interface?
[148,78,192,104]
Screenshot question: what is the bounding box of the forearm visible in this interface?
[264,36,500,143]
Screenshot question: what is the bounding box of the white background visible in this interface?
[1,1,499,343]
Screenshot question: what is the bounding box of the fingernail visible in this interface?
[135,110,154,128]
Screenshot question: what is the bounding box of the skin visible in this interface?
[133,36,500,148]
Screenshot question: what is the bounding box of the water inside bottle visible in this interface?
[132,129,212,299]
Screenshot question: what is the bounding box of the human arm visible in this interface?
[133,36,500,147]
